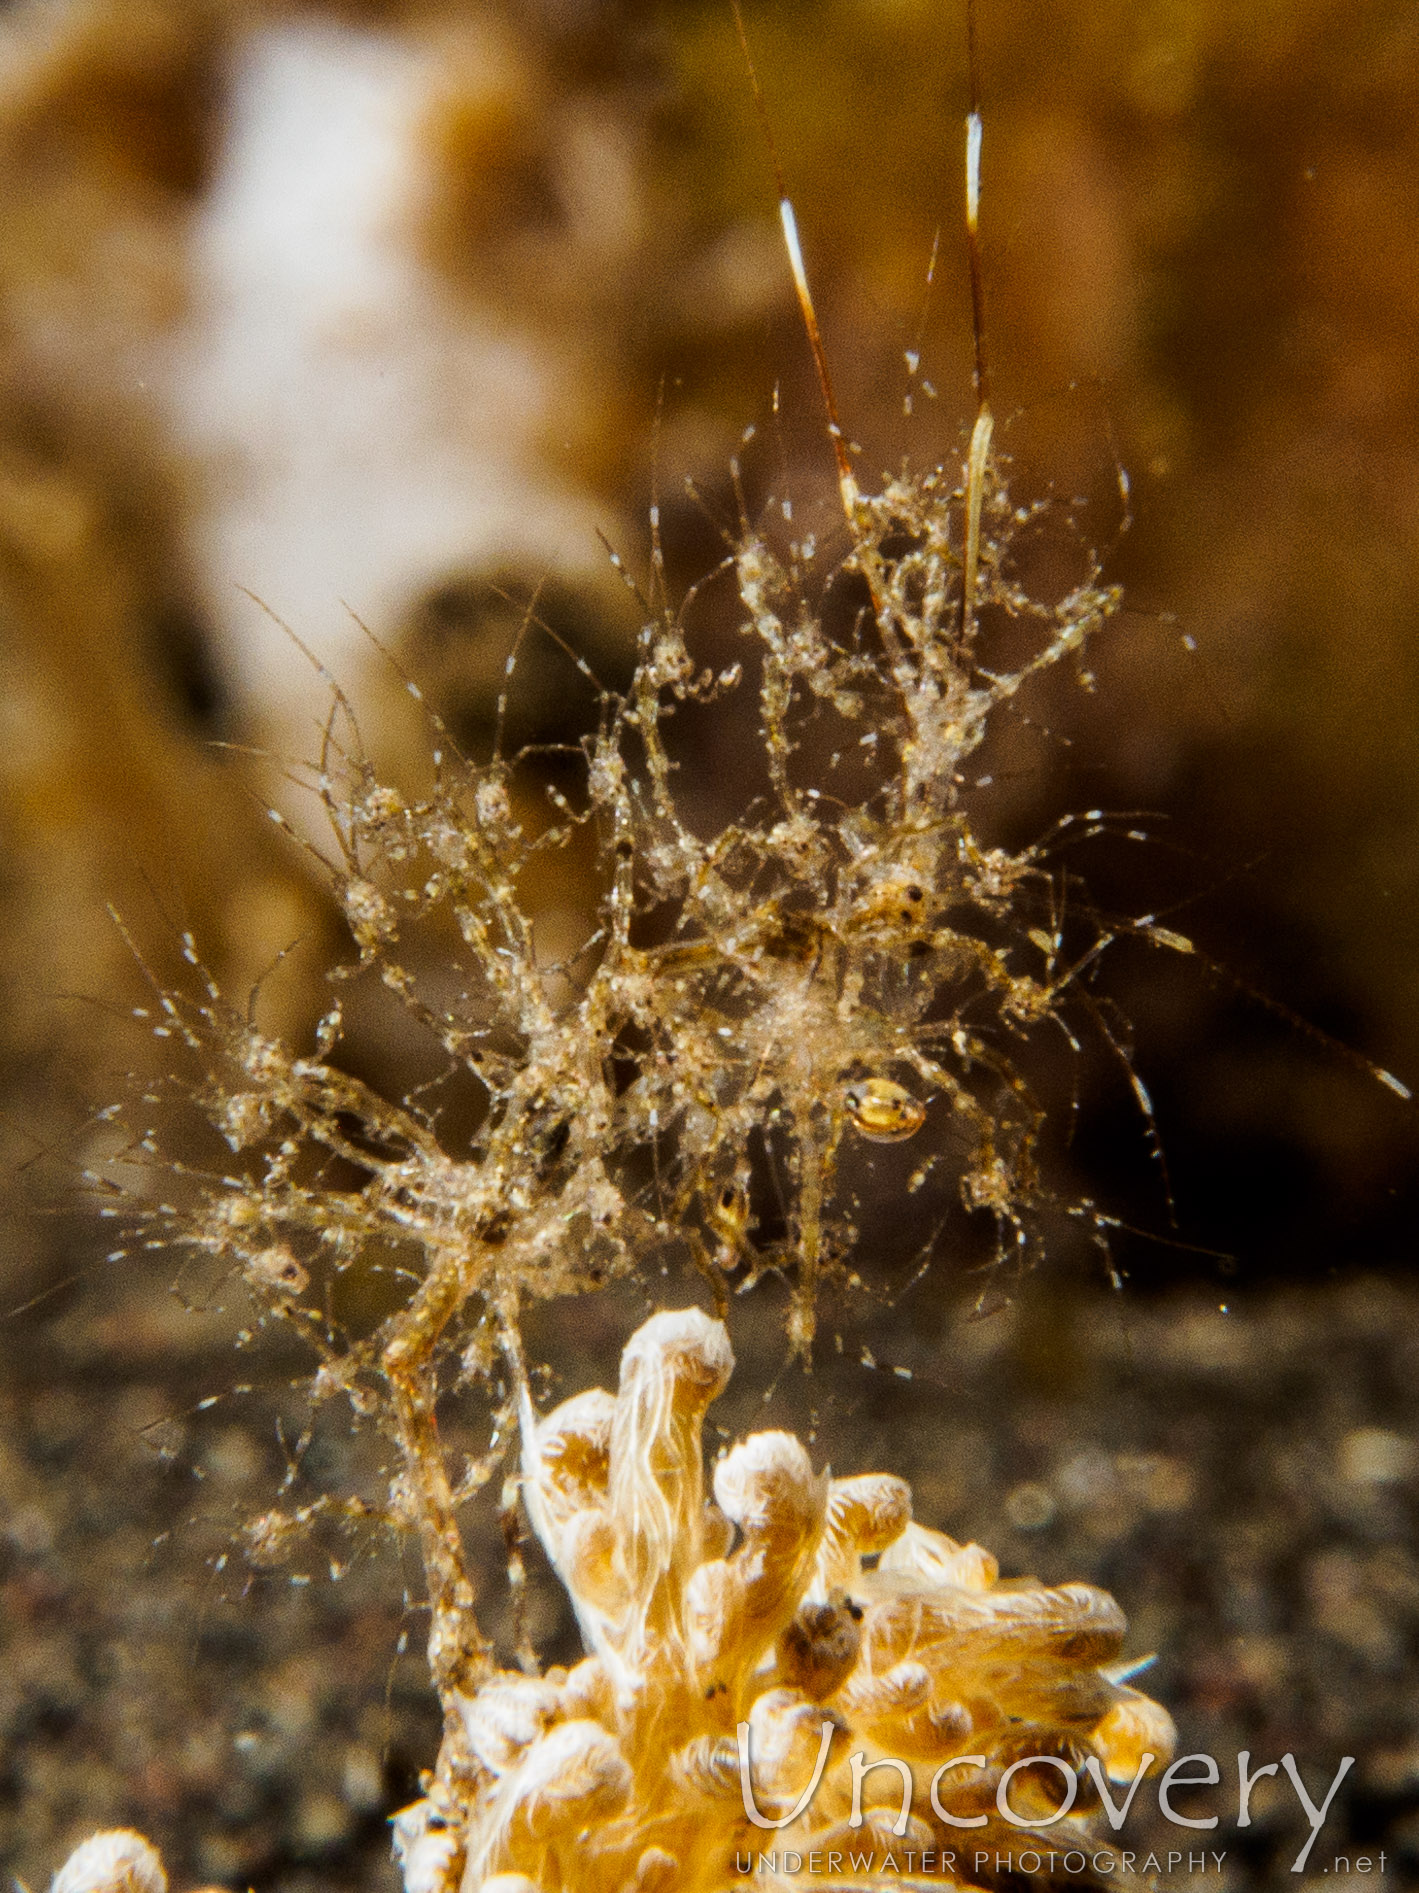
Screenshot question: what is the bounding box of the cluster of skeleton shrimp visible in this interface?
[96,303,1132,1694]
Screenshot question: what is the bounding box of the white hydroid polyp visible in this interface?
[407,1306,1173,1892]
[50,1833,166,1893]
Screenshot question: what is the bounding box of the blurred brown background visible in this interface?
[2,0,1419,1886]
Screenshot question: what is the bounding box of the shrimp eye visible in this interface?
[843,1077,926,1142]
[244,1246,311,1297]
[708,1179,751,1251]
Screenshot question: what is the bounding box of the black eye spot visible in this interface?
[846,1599,864,1621]
[906,885,924,902]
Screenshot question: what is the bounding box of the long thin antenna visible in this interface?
[729,0,862,532]
[963,0,989,411]
[960,0,993,646]
[730,0,994,653]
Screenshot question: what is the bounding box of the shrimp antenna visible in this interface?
[963,0,989,412]
[960,0,994,647]
[730,0,995,652]
[729,0,862,534]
